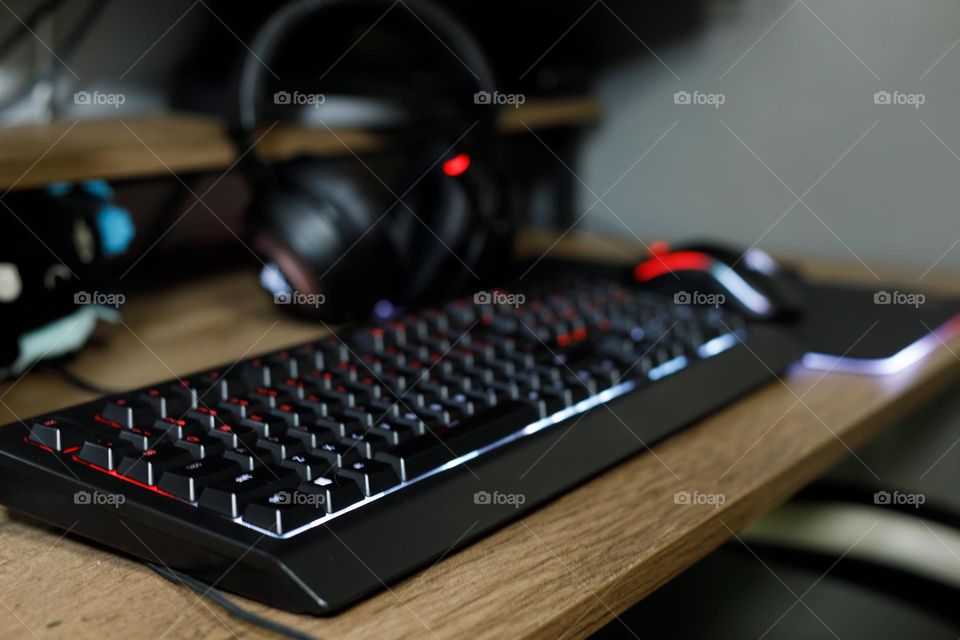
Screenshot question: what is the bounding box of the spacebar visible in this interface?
[375,401,540,481]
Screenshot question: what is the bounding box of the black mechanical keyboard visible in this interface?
[0,266,801,614]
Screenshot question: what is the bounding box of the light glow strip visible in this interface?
[648,356,688,381]
[801,314,960,376]
[743,248,778,276]
[711,263,773,317]
[698,332,738,359]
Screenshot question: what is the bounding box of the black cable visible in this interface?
[48,363,124,396]
[146,562,320,640]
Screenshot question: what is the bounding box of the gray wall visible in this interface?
[0,0,200,122]
[581,0,960,277]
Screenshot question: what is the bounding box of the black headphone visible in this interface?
[235,0,503,321]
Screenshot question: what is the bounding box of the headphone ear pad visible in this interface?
[392,170,475,304]
[251,158,398,320]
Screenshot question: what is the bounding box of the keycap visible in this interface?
[283,423,335,449]
[312,415,364,439]
[174,433,225,459]
[240,359,285,388]
[219,396,263,420]
[187,406,228,430]
[335,459,399,496]
[376,402,538,481]
[312,441,361,468]
[152,417,204,440]
[276,377,311,400]
[280,453,334,481]
[119,426,170,451]
[244,490,328,534]
[78,436,136,470]
[198,465,299,518]
[164,382,198,410]
[138,388,190,419]
[518,389,565,418]
[304,476,365,513]
[117,446,192,485]
[300,392,342,416]
[28,417,84,451]
[192,371,243,402]
[207,423,258,448]
[389,412,428,435]
[158,457,243,501]
[102,399,155,428]
[251,386,284,409]
[265,352,301,378]
[269,402,317,427]
[241,413,287,438]
[367,420,417,446]
[223,445,271,471]
[340,432,390,459]
[256,435,306,461]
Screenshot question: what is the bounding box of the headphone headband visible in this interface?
[237,0,498,135]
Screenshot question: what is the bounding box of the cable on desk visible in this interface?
[48,364,124,396]
[146,562,319,640]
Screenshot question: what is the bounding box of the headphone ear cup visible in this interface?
[393,169,475,304]
[251,158,399,320]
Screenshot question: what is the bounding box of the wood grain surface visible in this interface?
[0,97,599,191]
[0,231,957,639]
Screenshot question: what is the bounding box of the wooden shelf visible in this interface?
[0,96,599,191]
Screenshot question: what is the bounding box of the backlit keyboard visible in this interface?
[0,267,801,613]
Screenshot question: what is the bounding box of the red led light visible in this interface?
[95,414,123,429]
[72,456,177,499]
[442,153,471,177]
[633,251,712,282]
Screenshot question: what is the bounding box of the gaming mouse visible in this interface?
[631,240,806,322]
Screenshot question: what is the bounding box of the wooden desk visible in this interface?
[0,232,958,639]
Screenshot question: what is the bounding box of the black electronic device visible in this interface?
[237,0,507,321]
[632,241,806,322]
[0,181,134,378]
[0,264,802,614]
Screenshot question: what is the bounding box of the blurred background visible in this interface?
[2,1,960,637]
[2,0,959,273]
